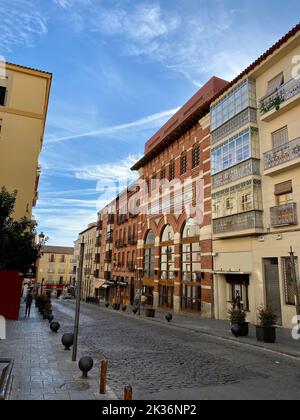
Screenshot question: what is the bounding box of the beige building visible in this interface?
[0,61,52,220]
[211,24,300,327]
[75,223,104,300]
[37,246,75,297]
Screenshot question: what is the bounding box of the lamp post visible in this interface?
[289,247,300,318]
[72,241,85,362]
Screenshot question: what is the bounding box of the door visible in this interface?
[263,258,282,325]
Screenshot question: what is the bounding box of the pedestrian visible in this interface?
[25,292,33,318]
[141,293,147,311]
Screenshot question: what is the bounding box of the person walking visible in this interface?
[25,292,33,318]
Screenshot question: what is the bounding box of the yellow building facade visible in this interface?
[37,246,75,297]
[0,61,52,220]
[75,223,102,300]
[212,25,300,327]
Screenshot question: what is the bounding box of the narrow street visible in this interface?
[52,300,300,400]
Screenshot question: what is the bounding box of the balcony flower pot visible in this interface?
[145,308,156,318]
[256,306,277,343]
[228,307,249,337]
[256,326,276,343]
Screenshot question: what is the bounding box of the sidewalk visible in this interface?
[0,304,118,400]
[101,303,300,359]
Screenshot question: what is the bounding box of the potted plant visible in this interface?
[228,307,249,337]
[256,307,277,343]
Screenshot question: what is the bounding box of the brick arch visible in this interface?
[157,214,178,239]
[140,219,160,242]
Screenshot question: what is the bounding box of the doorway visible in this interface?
[263,258,282,325]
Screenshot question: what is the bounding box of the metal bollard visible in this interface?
[124,385,133,401]
[100,359,108,395]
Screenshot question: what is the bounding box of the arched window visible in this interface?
[182,219,201,281]
[160,225,175,280]
[144,230,155,278]
[181,219,202,312]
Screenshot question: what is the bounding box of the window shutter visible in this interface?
[274,180,292,196]
[266,73,284,95]
[272,126,288,148]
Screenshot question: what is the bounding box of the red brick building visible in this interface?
[95,76,228,316]
[130,77,228,316]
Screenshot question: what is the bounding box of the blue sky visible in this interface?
[1,0,299,245]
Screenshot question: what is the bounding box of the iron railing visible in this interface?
[260,77,300,114]
[264,137,300,170]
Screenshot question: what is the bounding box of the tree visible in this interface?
[0,187,43,273]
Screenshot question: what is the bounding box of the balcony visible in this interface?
[213,210,264,236]
[106,231,114,243]
[117,214,128,225]
[212,159,261,189]
[127,262,135,272]
[115,240,126,249]
[94,254,100,264]
[97,220,103,231]
[270,203,298,227]
[104,271,111,281]
[107,214,115,224]
[128,236,137,246]
[264,137,300,174]
[211,108,257,145]
[260,78,300,122]
[104,251,112,262]
[95,235,102,247]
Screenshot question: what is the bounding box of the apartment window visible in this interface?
[192,145,200,168]
[0,86,7,106]
[49,255,55,263]
[272,126,288,149]
[180,154,187,175]
[264,72,284,99]
[275,181,293,205]
[241,193,252,212]
[169,161,175,181]
[160,168,166,180]
[282,256,299,305]
[59,277,64,285]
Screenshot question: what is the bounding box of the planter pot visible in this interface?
[256,326,276,343]
[145,308,156,318]
[231,322,249,337]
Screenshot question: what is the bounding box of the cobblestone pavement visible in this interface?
[51,300,300,400]
[0,304,117,401]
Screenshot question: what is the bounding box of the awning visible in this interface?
[100,284,110,289]
[214,271,251,275]
[94,279,106,289]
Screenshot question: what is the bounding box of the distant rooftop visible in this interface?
[42,246,74,255]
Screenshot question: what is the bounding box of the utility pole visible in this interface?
[289,247,300,318]
[72,241,85,362]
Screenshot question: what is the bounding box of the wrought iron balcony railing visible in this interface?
[264,137,300,171]
[260,78,300,114]
[270,203,298,227]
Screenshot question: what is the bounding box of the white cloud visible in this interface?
[45,107,180,144]
[1,0,47,51]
